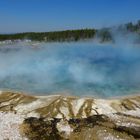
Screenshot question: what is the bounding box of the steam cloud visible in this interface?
[0,36,140,98]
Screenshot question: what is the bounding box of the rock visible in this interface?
[0,91,140,140]
[20,117,62,140]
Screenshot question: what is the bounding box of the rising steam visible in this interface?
[0,34,140,97]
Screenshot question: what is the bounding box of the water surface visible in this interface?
[0,42,140,98]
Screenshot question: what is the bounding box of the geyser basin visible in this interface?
[0,42,140,98]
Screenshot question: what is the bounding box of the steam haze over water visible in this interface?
[0,41,140,98]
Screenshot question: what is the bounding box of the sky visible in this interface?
[0,0,140,33]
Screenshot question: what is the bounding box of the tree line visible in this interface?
[0,29,96,42]
[0,20,139,43]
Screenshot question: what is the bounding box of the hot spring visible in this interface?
[0,42,140,98]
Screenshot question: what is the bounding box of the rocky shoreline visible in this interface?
[0,91,140,140]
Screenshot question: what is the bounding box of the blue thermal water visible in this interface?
[0,42,140,98]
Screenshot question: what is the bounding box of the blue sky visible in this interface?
[0,0,140,33]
